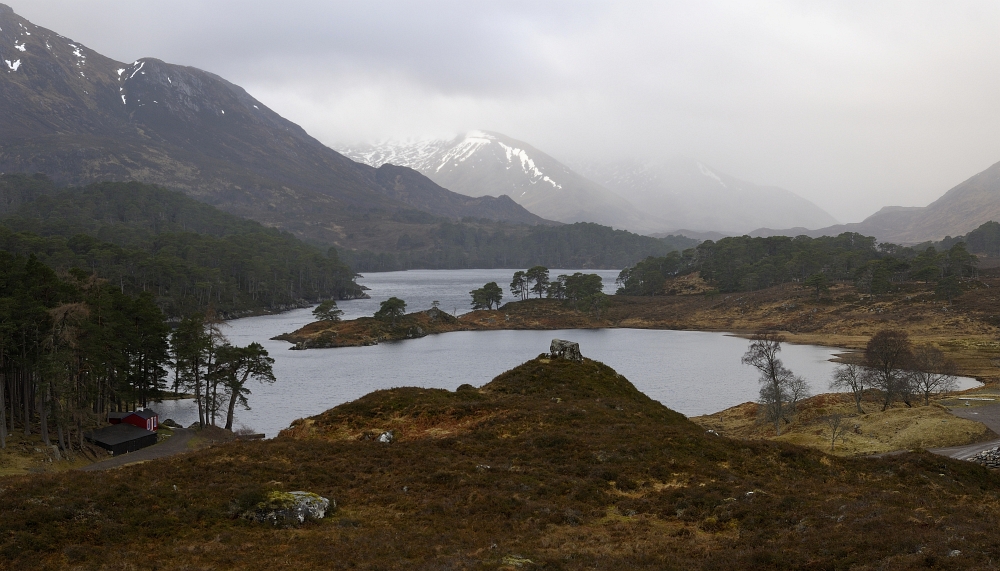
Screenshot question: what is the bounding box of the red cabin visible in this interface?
[107,408,159,431]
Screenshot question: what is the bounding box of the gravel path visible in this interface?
[929,403,1000,460]
[80,428,195,471]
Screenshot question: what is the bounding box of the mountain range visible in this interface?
[5,2,1000,250]
[342,134,841,236]
[0,4,546,253]
[341,131,655,231]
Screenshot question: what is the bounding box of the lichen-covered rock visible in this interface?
[377,430,395,443]
[244,491,332,525]
[550,339,582,362]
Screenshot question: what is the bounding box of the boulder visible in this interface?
[245,491,333,525]
[550,339,582,362]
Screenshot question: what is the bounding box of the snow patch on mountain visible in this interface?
[497,141,561,189]
[697,162,726,188]
[5,59,20,71]
[434,133,491,172]
[342,132,563,190]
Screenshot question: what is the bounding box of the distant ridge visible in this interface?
[652,229,732,242]
[576,158,839,235]
[749,160,1000,243]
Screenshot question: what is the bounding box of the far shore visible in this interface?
[274,278,1000,383]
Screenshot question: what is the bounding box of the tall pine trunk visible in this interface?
[23,371,31,436]
[225,388,239,431]
[39,384,51,447]
[0,373,6,448]
[195,364,204,429]
[9,374,15,436]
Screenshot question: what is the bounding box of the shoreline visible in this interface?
[273,289,1000,383]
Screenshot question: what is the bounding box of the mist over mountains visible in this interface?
[341,131,656,232]
[574,158,839,235]
[341,133,842,236]
[752,159,1000,244]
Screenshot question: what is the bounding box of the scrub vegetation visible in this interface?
[3,356,1000,569]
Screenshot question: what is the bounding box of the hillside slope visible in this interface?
[3,355,1000,568]
[0,5,546,251]
[0,176,364,316]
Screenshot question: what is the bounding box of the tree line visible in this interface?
[616,230,981,296]
[0,177,363,318]
[0,252,276,457]
[0,252,168,454]
[468,267,607,313]
[344,222,699,272]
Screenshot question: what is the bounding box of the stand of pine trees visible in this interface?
[0,253,169,453]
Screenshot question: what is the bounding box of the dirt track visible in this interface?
[931,403,1000,459]
[79,428,195,471]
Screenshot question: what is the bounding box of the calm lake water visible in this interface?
[153,269,979,437]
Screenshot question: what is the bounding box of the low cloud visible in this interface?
[7,0,1000,222]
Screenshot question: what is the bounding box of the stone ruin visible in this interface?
[550,339,582,362]
[970,447,1000,468]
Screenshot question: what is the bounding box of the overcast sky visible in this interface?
[7,1,1000,223]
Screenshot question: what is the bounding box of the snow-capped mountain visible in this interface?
[574,158,839,235]
[341,131,662,231]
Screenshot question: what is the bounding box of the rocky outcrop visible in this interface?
[550,339,582,361]
[243,491,332,525]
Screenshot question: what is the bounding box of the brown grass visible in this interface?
[693,392,997,456]
[4,357,1000,569]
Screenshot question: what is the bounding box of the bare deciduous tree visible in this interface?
[824,413,849,451]
[864,329,914,410]
[830,363,871,413]
[742,331,807,435]
[910,344,959,405]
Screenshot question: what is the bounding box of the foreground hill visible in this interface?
[341,131,659,232]
[0,5,546,251]
[753,160,1000,243]
[4,355,1000,568]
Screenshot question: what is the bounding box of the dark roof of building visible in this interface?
[85,424,157,446]
[130,409,158,419]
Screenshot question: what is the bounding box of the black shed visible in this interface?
[85,424,158,456]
